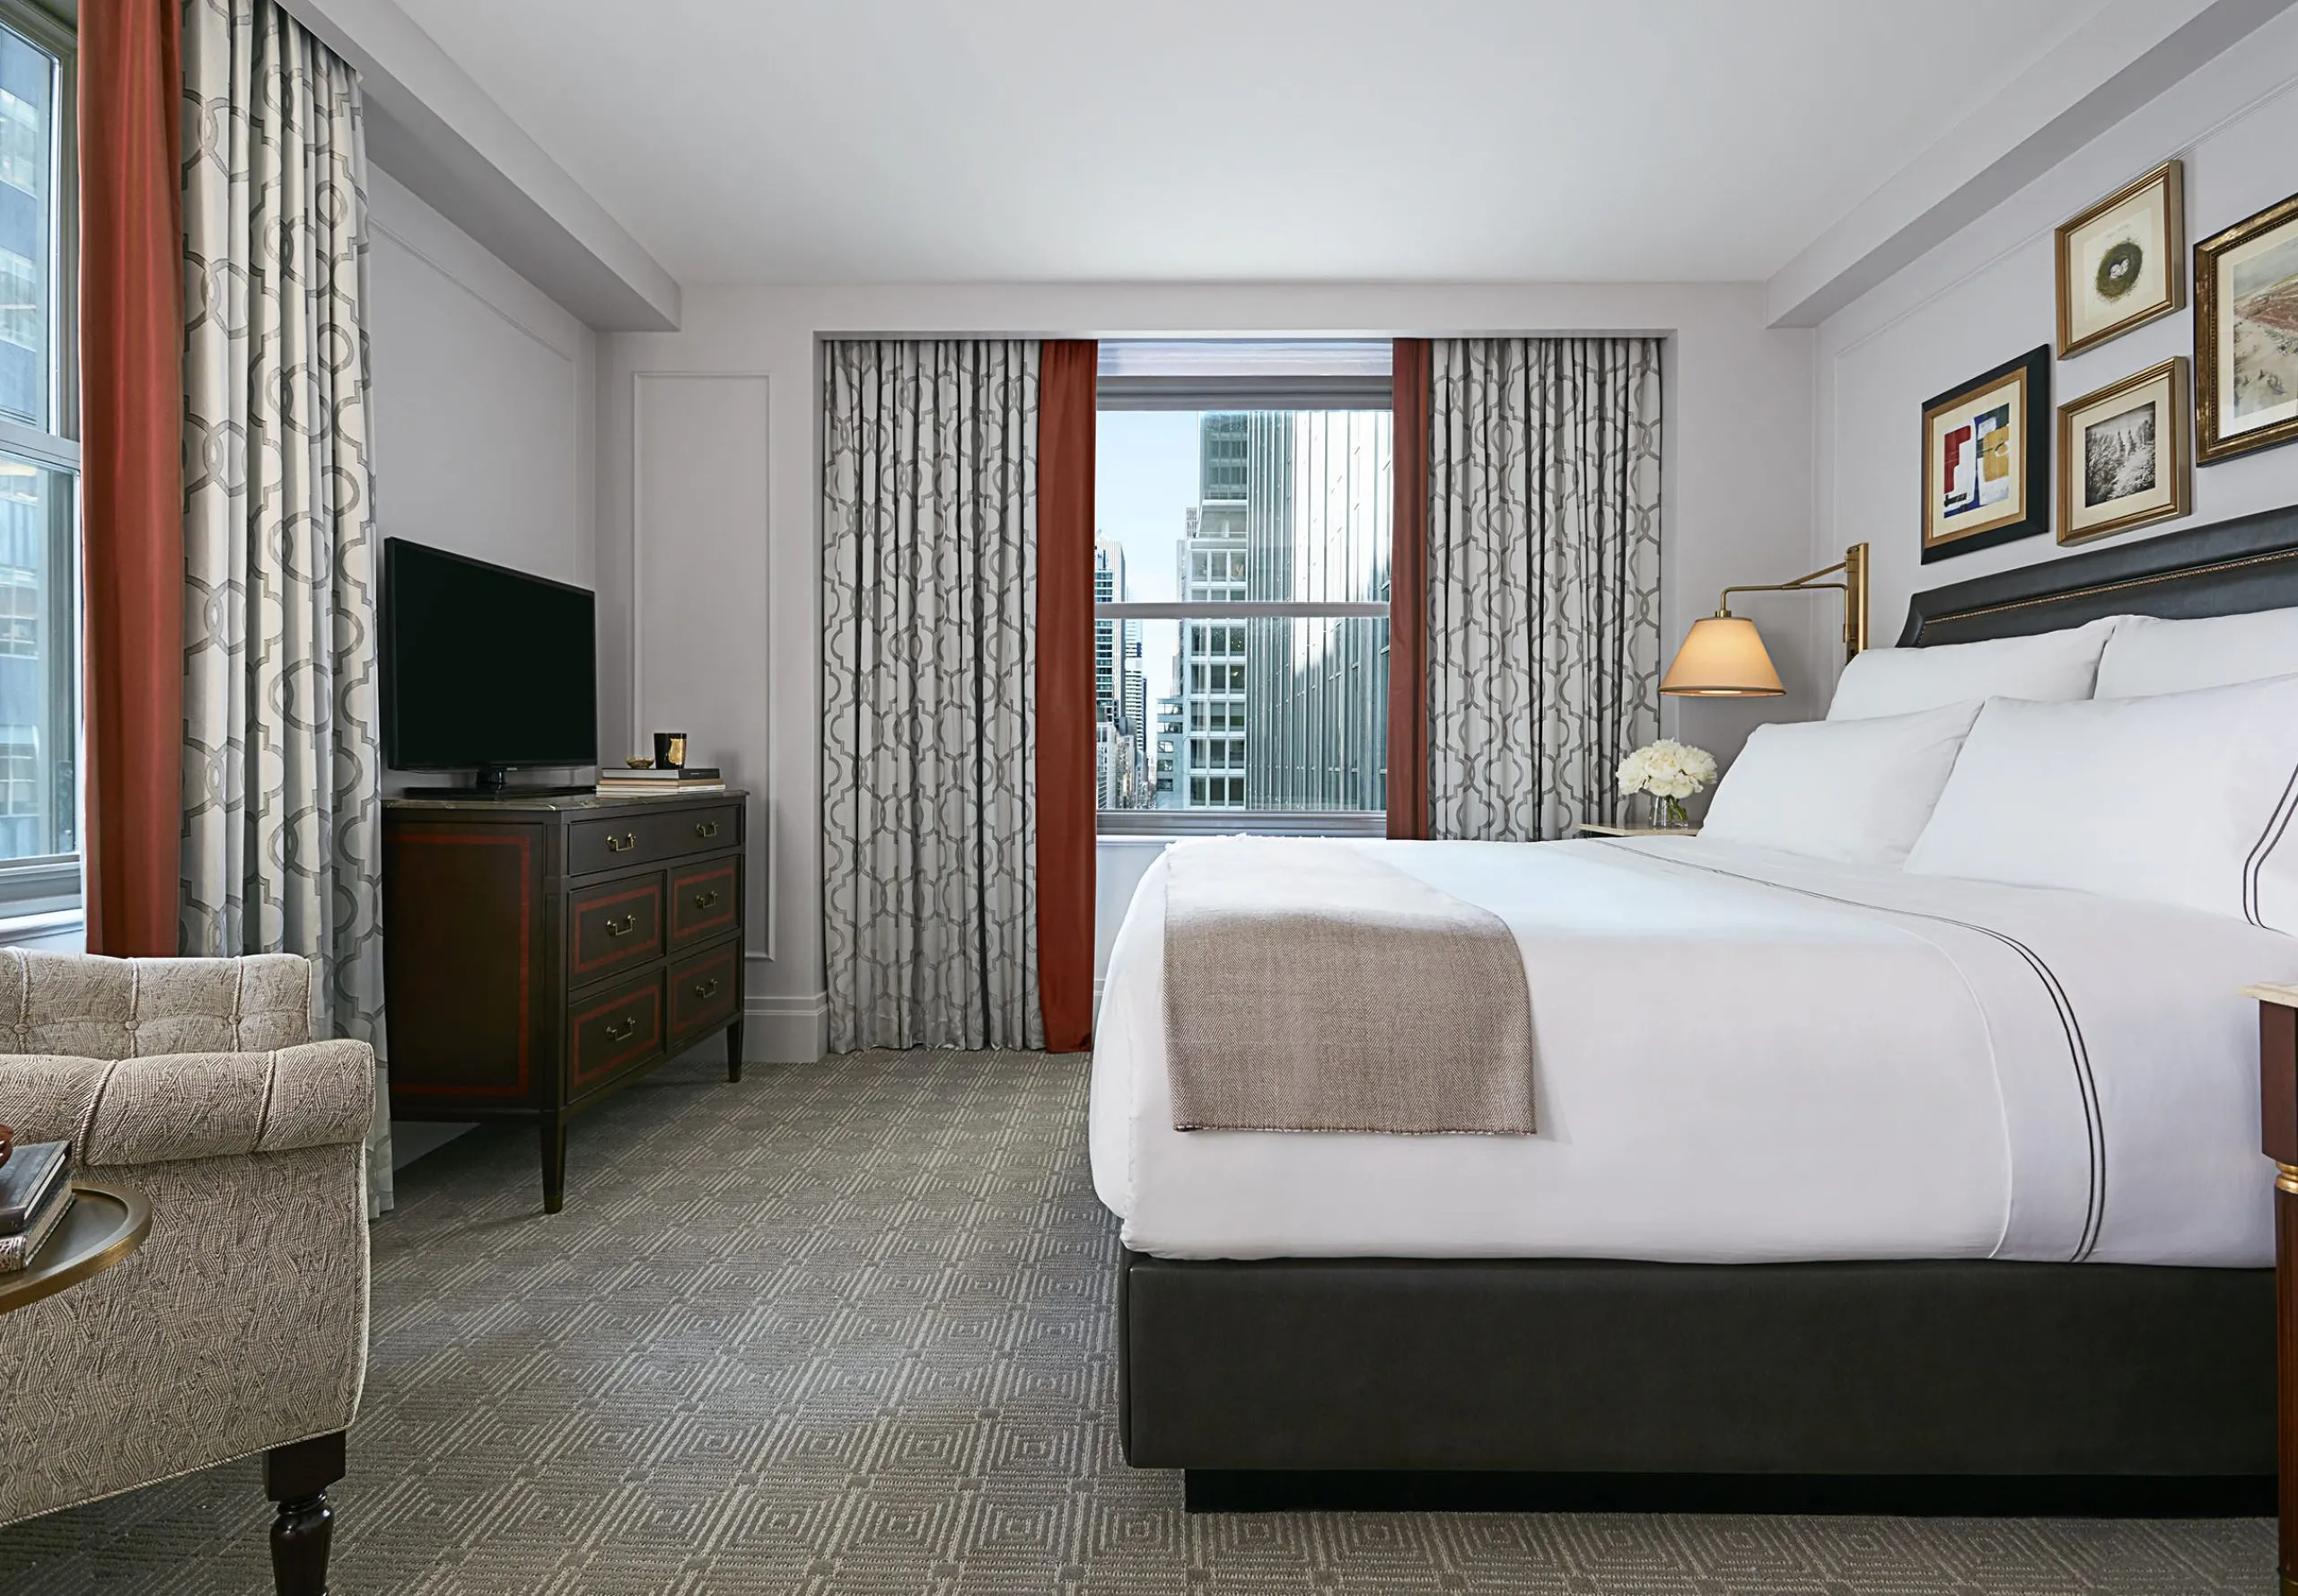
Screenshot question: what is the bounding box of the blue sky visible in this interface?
[1093,410,1198,605]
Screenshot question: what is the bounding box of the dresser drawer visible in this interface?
[667,941,741,1043]
[569,971,662,1093]
[668,857,739,946]
[568,802,741,875]
[569,874,662,983]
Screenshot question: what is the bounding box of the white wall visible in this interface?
[598,283,1818,1057]
[365,165,601,1162]
[1815,5,2298,662]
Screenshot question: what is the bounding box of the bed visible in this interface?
[1096,503,2298,1511]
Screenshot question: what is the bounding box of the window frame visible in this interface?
[1094,369,1393,840]
[0,0,77,921]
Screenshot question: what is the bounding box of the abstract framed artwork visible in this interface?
[1920,346,2050,564]
[2057,357,2189,547]
[2056,160,2183,359]
[2197,187,2298,465]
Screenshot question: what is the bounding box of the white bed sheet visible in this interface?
[1090,837,2298,1265]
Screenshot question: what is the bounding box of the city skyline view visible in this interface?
[1094,408,1392,813]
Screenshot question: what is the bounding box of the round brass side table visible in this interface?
[0,1179,152,1316]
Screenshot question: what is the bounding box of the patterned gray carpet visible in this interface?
[0,1048,2276,1593]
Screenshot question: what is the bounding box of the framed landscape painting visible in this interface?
[2057,160,2183,358]
[2197,188,2298,464]
[2057,357,2189,546]
[1921,346,2050,564]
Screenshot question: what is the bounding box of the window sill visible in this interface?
[0,907,83,949]
[1097,811,1386,840]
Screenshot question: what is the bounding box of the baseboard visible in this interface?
[746,990,828,1062]
[390,1119,474,1169]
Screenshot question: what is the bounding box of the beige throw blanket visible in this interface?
[1162,838,1536,1134]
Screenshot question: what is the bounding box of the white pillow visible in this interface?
[2095,607,2298,697]
[1826,618,2119,720]
[1904,674,2298,932]
[1697,703,1983,867]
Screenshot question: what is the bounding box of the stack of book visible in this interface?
[596,764,725,797]
[0,1133,73,1274]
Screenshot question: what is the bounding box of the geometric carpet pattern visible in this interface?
[0,1048,2276,1594]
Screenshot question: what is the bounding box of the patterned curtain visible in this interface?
[1427,338,1664,841]
[180,0,392,1215]
[821,341,1045,1053]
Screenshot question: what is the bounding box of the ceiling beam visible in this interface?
[1765,0,2294,329]
[277,0,681,332]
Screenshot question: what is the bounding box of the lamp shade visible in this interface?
[1661,616,1785,697]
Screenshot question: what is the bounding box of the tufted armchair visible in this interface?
[0,951,373,1596]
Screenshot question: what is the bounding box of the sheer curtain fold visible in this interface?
[1426,338,1663,841]
[180,0,391,1213]
[821,339,1047,1053]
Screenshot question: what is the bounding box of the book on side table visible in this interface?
[0,1136,75,1272]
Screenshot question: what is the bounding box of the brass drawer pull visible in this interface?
[603,1016,639,1042]
[603,914,637,937]
[694,820,720,839]
[692,889,719,909]
[691,977,721,1000]
[605,831,637,853]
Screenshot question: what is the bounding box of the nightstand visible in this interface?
[2243,981,2298,1596]
[1573,823,1700,838]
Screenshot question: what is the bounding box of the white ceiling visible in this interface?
[394,0,2109,288]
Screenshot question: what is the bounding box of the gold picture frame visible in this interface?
[2057,356,2189,546]
[2056,160,2184,359]
[2196,187,2298,465]
[1920,346,2050,565]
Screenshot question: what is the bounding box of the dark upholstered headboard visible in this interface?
[1900,503,2298,646]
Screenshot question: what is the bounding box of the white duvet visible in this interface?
[1090,837,2298,1265]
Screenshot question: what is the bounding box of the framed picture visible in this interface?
[2057,356,2189,546]
[2056,160,2184,358]
[1920,346,2050,565]
[2197,187,2298,465]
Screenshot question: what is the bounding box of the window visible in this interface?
[1093,342,1392,836]
[0,2,75,913]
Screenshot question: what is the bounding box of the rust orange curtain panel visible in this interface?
[1388,338,1432,840]
[1036,341,1096,1052]
[82,0,185,956]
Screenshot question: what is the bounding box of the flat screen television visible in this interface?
[381,538,598,795]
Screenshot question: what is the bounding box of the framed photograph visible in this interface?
[2057,357,2189,546]
[2197,187,2298,465]
[2056,160,2184,358]
[1920,346,2050,565]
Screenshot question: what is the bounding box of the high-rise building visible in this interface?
[1092,535,1152,809]
[1175,502,1248,807]
[1175,413,1390,812]
[0,29,65,864]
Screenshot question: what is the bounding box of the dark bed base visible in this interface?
[1119,1250,2275,1507]
[1184,1469,2274,1516]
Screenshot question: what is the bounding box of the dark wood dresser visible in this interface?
[382,790,746,1212]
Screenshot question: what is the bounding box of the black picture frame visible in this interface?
[1919,345,2052,565]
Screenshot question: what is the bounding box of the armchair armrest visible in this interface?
[0,1040,374,1167]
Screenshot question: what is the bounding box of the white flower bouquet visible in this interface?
[1616,739,1718,829]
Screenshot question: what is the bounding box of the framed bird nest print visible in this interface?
[2056,160,2184,358]
[2057,357,2189,547]
[1921,346,2050,564]
[2196,187,2298,465]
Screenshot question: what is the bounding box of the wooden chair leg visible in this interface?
[727,1017,745,1083]
[264,1432,345,1596]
